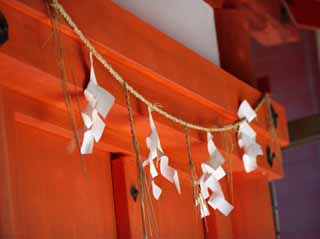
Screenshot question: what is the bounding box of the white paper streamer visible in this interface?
[197,133,233,217]
[196,195,210,218]
[143,107,181,199]
[80,130,94,154]
[151,180,162,200]
[238,122,263,173]
[237,100,257,122]
[198,172,233,217]
[201,164,226,181]
[237,100,263,173]
[80,52,115,154]
[160,155,181,193]
[206,175,234,216]
[204,133,225,170]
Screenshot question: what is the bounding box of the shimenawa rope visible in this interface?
[50,0,269,133]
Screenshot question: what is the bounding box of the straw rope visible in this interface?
[50,0,269,133]
[184,126,209,237]
[48,3,87,175]
[123,81,148,238]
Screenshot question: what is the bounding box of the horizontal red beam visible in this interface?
[0,0,289,178]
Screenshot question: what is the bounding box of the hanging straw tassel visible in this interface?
[184,126,198,206]
[123,82,158,238]
[184,126,209,234]
[47,0,87,175]
[221,129,235,205]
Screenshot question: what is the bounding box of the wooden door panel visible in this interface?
[154,172,204,238]
[232,173,275,239]
[0,88,117,239]
[112,157,204,238]
[205,178,234,239]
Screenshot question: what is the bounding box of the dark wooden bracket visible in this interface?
[266,146,276,167]
[0,11,8,46]
[130,185,138,202]
[270,104,279,129]
[285,114,320,150]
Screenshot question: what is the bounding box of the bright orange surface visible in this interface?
[0,0,287,238]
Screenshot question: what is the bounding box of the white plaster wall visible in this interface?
[112,0,220,65]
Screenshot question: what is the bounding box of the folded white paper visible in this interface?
[237,100,263,173]
[80,52,115,154]
[201,164,226,181]
[81,105,95,129]
[238,122,263,173]
[143,107,181,199]
[198,172,233,217]
[239,121,256,139]
[196,195,210,218]
[80,130,94,154]
[196,133,233,217]
[85,81,114,119]
[91,110,106,142]
[204,133,225,170]
[207,176,234,216]
[152,180,162,200]
[143,108,161,179]
[237,100,257,122]
[198,173,211,200]
[160,155,181,193]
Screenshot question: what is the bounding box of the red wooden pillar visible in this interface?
[232,173,276,239]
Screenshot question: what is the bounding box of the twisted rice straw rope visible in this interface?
[50,0,268,133]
